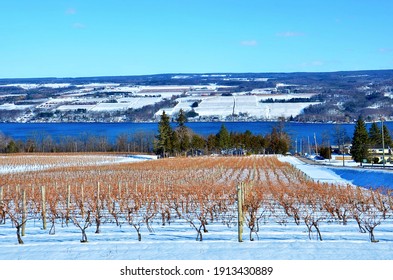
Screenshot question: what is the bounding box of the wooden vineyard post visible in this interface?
[95,181,101,234]
[118,181,122,200]
[22,188,27,236]
[81,184,85,219]
[237,182,244,242]
[0,186,3,224]
[66,185,71,226]
[97,182,100,201]
[41,186,47,230]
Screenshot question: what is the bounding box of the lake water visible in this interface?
[1,121,393,145]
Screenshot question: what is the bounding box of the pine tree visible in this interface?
[216,124,231,150]
[382,124,393,148]
[368,122,382,146]
[367,121,393,152]
[175,109,190,154]
[351,117,370,162]
[154,111,173,157]
[171,130,180,155]
[190,134,205,155]
[176,109,187,127]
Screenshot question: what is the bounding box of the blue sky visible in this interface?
[1,0,393,78]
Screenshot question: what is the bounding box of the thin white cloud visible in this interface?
[72,23,86,29]
[66,8,77,15]
[379,48,393,53]
[276,31,305,37]
[240,40,258,46]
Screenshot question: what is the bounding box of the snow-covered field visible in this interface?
[194,95,318,119]
[0,103,34,110]
[1,211,393,260]
[1,82,321,124]
[0,154,155,174]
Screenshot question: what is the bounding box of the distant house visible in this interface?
[187,149,204,157]
[221,148,246,156]
[369,146,392,163]
[331,144,351,155]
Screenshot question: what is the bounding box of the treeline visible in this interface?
[351,117,393,163]
[0,110,291,156]
[0,131,156,154]
[153,110,291,157]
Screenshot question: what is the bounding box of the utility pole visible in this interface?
[295,138,297,154]
[341,133,345,167]
[381,116,385,168]
[308,136,311,155]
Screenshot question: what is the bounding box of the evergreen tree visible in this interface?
[175,109,190,154]
[368,122,382,146]
[154,111,173,157]
[250,134,266,154]
[190,134,206,154]
[216,124,231,150]
[206,134,218,153]
[6,140,19,153]
[267,127,290,154]
[267,122,291,155]
[382,124,393,148]
[351,117,370,162]
[171,130,180,155]
[176,109,187,127]
[369,121,393,148]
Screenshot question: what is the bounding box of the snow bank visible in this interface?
[278,156,352,185]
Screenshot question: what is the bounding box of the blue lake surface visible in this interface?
[0,121,392,144]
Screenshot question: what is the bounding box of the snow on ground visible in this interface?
[193,95,319,119]
[195,96,235,117]
[259,102,319,119]
[75,83,120,88]
[117,97,162,108]
[0,83,72,89]
[278,156,352,185]
[280,156,393,189]
[171,97,202,114]
[56,104,96,111]
[1,219,393,260]
[0,103,34,110]
[56,97,164,112]
[0,154,156,174]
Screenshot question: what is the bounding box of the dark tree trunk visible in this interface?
[95,218,101,234]
[49,220,56,235]
[80,229,88,243]
[16,225,24,245]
